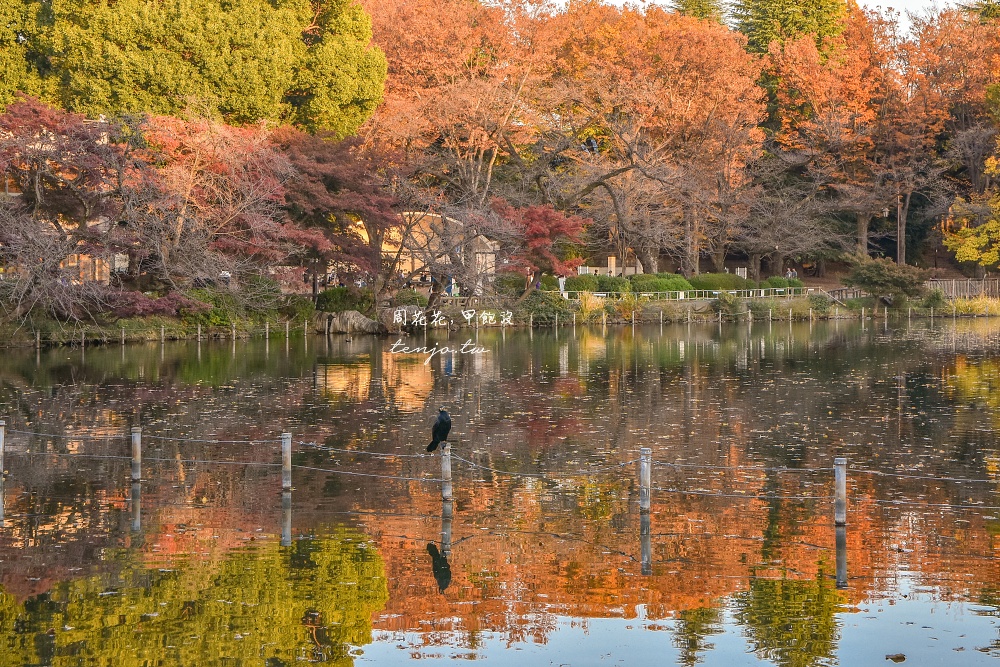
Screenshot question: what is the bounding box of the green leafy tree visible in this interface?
[12,0,385,135]
[0,528,388,666]
[671,0,725,21]
[0,0,40,106]
[962,0,1000,20]
[732,0,847,53]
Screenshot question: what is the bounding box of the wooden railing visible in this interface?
[561,287,814,301]
[926,279,1000,299]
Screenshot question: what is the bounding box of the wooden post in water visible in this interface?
[281,491,292,547]
[286,320,290,338]
[0,420,4,526]
[530,313,533,329]
[35,331,40,349]
[573,312,576,328]
[232,323,236,340]
[659,309,663,325]
[769,309,772,321]
[161,325,165,343]
[603,311,607,327]
[131,481,141,532]
[639,447,652,513]
[861,307,865,320]
[281,432,292,491]
[441,499,454,558]
[265,322,269,340]
[197,324,202,341]
[930,307,934,320]
[121,327,125,345]
[131,427,142,482]
[834,457,847,526]
[809,308,813,322]
[440,442,453,501]
[640,512,651,576]
[788,308,792,321]
[81,330,85,347]
[555,313,558,328]
[835,524,847,589]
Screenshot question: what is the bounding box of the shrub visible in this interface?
[613,292,641,319]
[393,289,428,308]
[712,291,744,316]
[277,295,315,323]
[519,290,573,325]
[109,291,211,318]
[629,273,693,293]
[921,288,947,310]
[565,275,599,292]
[843,255,928,300]
[689,273,754,291]
[748,298,780,318]
[494,273,528,297]
[539,274,559,291]
[596,275,631,293]
[761,276,790,288]
[316,286,374,313]
[576,292,605,322]
[807,293,833,315]
[657,274,694,291]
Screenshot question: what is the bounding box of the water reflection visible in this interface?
[0,321,999,664]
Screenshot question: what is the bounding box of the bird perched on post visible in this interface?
[427,407,451,452]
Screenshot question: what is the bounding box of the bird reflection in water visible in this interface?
[426,543,452,592]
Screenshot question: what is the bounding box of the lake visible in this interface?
[1,318,999,666]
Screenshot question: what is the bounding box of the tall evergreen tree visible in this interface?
[732,0,847,53]
[671,0,725,21]
[2,0,385,136]
[962,0,1000,20]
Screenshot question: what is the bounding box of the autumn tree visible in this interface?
[541,5,764,275]
[0,97,144,319]
[119,117,313,294]
[275,128,404,300]
[767,8,892,256]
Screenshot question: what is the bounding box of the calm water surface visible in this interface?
[1,319,1000,666]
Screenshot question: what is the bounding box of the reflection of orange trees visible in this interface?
[317,352,433,412]
[358,469,891,649]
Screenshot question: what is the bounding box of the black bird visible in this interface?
[427,407,451,452]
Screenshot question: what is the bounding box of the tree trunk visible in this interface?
[683,207,700,276]
[711,246,726,273]
[749,253,761,282]
[897,191,912,265]
[857,212,871,256]
[636,248,658,274]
